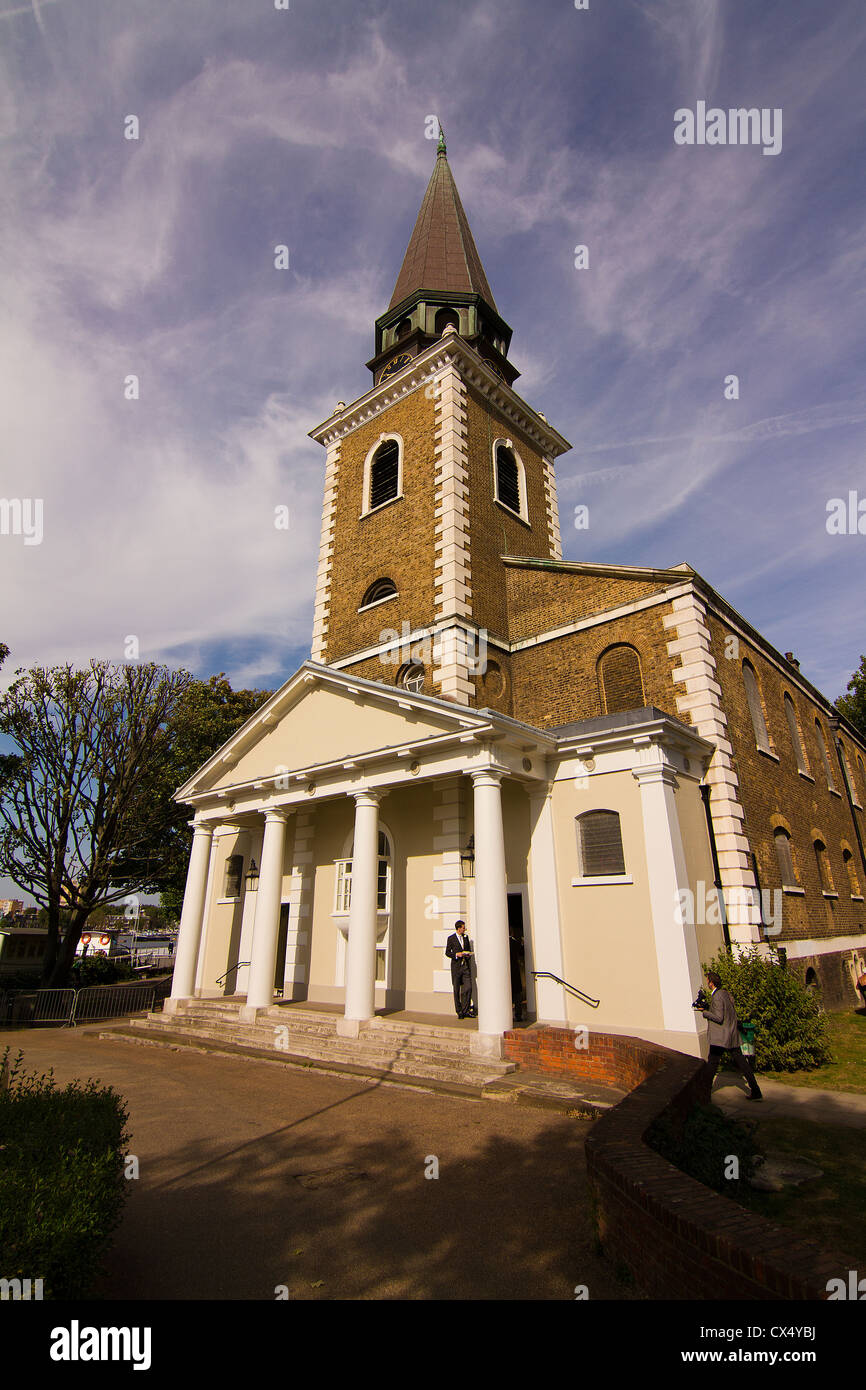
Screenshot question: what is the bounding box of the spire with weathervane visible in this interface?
[367,126,517,387]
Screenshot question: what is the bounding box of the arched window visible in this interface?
[813,839,835,894]
[369,439,400,510]
[334,830,392,917]
[839,740,860,806]
[742,662,772,753]
[859,757,866,806]
[576,811,626,877]
[773,828,798,888]
[843,848,862,898]
[784,694,809,775]
[598,645,645,715]
[223,855,243,899]
[435,307,460,335]
[494,444,521,515]
[814,720,837,792]
[360,577,397,609]
[397,662,424,693]
[395,318,412,340]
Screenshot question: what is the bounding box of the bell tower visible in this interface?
[309,134,571,710]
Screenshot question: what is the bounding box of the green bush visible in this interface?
[648,1103,762,1194]
[704,946,832,1071]
[0,1048,130,1298]
[71,954,136,988]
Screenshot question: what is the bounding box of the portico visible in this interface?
[167,662,723,1057]
[167,663,552,1056]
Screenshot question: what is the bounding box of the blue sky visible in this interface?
[1,0,865,898]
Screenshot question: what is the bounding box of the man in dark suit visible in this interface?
[698,970,762,1100]
[445,920,475,1019]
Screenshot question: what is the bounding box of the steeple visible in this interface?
[367,135,516,386]
[388,135,498,313]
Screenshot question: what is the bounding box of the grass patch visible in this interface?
[734,1115,866,1270]
[761,1010,866,1093]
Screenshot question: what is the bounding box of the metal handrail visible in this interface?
[532,971,600,1008]
[215,962,250,987]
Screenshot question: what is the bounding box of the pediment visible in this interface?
[179,666,485,799]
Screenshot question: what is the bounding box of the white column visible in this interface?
[166,821,214,1014]
[633,759,704,1046]
[470,770,512,1056]
[340,791,381,1033]
[241,810,290,1018]
[527,787,569,1026]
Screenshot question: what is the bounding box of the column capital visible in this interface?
[188,819,215,836]
[263,807,291,824]
[469,768,504,789]
[353,789,382,808]
[632,766,680,790]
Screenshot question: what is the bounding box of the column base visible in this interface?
[470,1032,505,1060]
[163,997,191,1017]
[239,1004,267,1023]
[336,1017,363,1038]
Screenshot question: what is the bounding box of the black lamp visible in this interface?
[245,859,259,891]
[460,836,475,879]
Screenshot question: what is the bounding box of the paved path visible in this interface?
[712,1072,866,1128]
[0,1026,635,1301]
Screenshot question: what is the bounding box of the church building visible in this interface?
[166,134,866,1061]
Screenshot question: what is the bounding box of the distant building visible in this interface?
[0,917,48,977]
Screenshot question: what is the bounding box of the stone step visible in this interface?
[103,1026,513,1092]
[126,1011,515,1082]
[150,1007,484,1055]
[132,1027,514,1077]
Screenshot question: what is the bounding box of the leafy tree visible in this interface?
[0,661,193,986]
[836,654,866,741]
[119,674,271,920]
[704,946,832,1071]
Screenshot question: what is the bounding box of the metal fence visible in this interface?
[0,974,173,1027]
[0,988,76,1026]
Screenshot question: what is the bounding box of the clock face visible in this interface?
[379,352,412,383]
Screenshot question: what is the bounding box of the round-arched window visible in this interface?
[397,662,424,693]
[361,578,397,608]
[435,308,460,335]
[597,645,644,716]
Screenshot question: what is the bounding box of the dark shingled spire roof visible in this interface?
[388,138,498,312]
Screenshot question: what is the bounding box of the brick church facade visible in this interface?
[167,136,866,1059]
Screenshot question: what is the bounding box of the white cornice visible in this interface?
[309,334,571,458]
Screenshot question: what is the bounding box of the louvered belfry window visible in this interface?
[598,645,644,715]
[369,440,399,509]
[496,445,520,513]
[577,811,626,877]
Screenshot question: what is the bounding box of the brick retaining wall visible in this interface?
[504,1026,844,1300]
